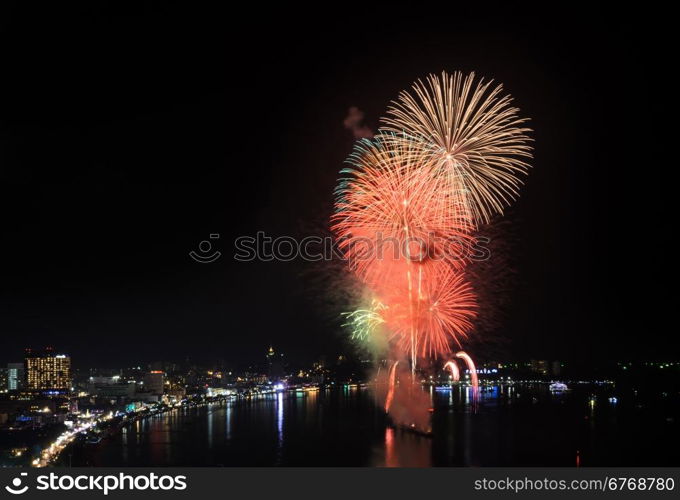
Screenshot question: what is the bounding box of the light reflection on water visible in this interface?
[226,401,232,440]
[207,407,213,449]
[67,383,679,467]
[275,391,284,464]
[382,427,432,467]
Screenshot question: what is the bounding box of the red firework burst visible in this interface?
[332,135,475,288]
[376,262,477,359]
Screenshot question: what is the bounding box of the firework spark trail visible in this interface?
[443,360,460,382]
[385,361,399,412]
[455,351,479,390]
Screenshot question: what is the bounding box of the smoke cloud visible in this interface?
[343,106,374,139]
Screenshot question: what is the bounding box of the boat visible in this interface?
[549,382,569,392]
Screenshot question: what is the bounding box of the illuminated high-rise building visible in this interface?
[24,348,71,392]
[7,363,25,391]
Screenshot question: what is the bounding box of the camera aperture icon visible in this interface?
[5,473,29,495]
[189,233,221,263]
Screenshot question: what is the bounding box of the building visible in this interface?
[7,363,25,391]
[0,398,58,415]
[93,383,135,399]
[266,346,284,381]
[87,376,136,399]
[24,348,71,393]
[142,371,164,396]
[551,361,562,376]
[529,359,549,375]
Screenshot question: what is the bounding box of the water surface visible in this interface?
[66,384,679,466]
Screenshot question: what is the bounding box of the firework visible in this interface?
[341,298,387,344]
[332,134,475,286]
[384,361,399,412]
[378,263,477,359]
[381,71,532,225]
[455,351,478,390]
[331,70,531,426]
[333,135,479,369]
[443,360,460,382]
[343,265,476,359]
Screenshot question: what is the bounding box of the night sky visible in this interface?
[0,4,675,368]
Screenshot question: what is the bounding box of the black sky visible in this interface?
[1,3,676,368]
